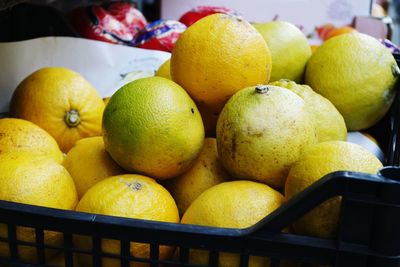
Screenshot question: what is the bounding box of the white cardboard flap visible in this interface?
[0,36,171,113]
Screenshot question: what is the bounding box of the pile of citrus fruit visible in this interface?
[0,11,398,266]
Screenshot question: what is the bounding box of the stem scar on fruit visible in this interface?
[255,85,270,94]
[64,109,80,127]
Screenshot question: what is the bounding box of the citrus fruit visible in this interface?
[270,80,347,142]
[155,59,171,80]
[316,23,335,40]
[310,45,319,53]
[0,152,78,263]
[305,32,399,130]
[75,174,179,267]
[285,141,383,238]
[63,136,125,199]
[216,85,317,188]
[181,180,285,267]
[347,132,384,161]
[102,76,204,179]
[253,21,312,83]
[10,67,105,152]
[164,138,230,215]
[171,13,271,114]
[0,118,64,163]
[324,26,356,40]
[103,96,111,106]
[372,3,387,17]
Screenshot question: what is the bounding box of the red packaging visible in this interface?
[69,2,147,46]
[105,2,147,35]
[179,6,239,27]
[133,19,186,52]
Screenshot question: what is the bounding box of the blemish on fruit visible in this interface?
[231,133,237,159]
[191,108,195,114]
[130,182,142,191]
[118,179,142,191]
[255,85,269,94]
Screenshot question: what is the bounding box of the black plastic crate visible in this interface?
[1,56,400,267]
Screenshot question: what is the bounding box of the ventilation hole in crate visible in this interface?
[185,248,209,265]
[44,251,80,267]
[131,242,151,264]
[72,234,93,266]
[13,226,39,263]
[100,238,124,267]
[44,231,64,251]
[0,223,10,258]
[185,249,270,267]
[0,242,10,259]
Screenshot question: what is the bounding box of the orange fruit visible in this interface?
[75,174,179,267]
[63,136,125,199]
[324,26,356,40]
[253,21,312,83]
[0,152,78,263]
[0,118,64,163]
[171,13,272,114]
[269,80,347,142]
[285,141,383,238]
[217,85,317,188]
[102,77,204,180]
[10,67,105,152]
[181,180,285,267]
[305,32,398,130]
[310,45,319,53]
[164,138,230,215]
[316,23,335,40]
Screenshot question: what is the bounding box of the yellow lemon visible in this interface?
[63,136,125,199]
[270,79,347,142]
[155,59,171,80]
[0,152,78,263]
[253,21,312,83]
[103,96,111,106]
[10,67,105,152]
[285,141,383,238]
[305,32,398,130]
[164,138,230,215]
[171,13,271,114]
[75,174,179,267]
[181,180,285,267]
[0,118,63,163]
[217,85,317,188]
[102,77,204,180]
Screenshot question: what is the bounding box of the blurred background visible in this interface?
[0,0,398,45]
